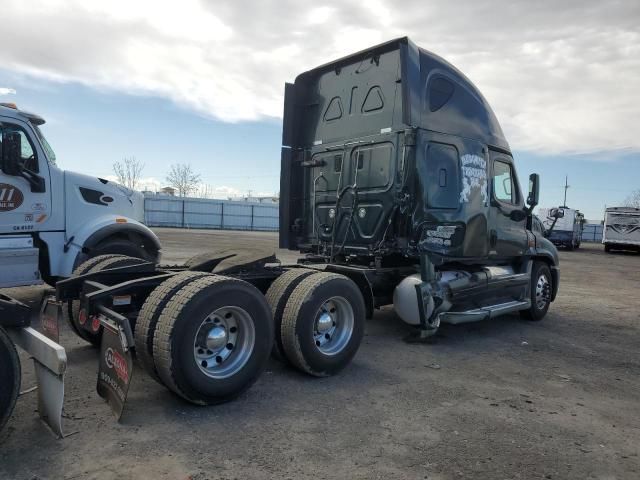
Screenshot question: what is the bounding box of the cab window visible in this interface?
[492,160,516,204]
[0,124,39,173]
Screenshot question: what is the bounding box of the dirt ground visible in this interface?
[1,228,639,480]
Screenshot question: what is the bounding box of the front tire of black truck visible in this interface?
[0,327,21,433]
[153,275,273,405]
[521,261,552,321]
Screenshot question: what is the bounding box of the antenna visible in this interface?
[562,175,570,208]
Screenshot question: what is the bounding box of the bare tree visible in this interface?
[196,184,218,199]
[166,163,201,197]
[113,156,144,190]
[624,189,640,208]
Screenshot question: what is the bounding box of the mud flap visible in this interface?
[97,318,133,421]
[40,296,61,344]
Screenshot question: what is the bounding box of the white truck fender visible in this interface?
[57,215,160,277]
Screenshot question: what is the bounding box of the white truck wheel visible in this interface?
[65,255,146,346]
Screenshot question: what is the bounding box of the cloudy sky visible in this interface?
[1,0,638,218]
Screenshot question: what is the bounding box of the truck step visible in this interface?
[440,300,530,325]
[0,236,42,288]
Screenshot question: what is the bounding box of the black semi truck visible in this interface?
[1,37,560,433]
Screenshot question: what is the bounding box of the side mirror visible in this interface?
[549,207,564,219]
[1,131,22,176]
[526,173,539,208]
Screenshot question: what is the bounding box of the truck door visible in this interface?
[0,119,52,234]
[488,151,527,259]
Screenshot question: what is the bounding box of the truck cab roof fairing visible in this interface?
[286,37,509,152]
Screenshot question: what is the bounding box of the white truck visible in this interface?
[603,207,640,253]
[0,102,161,435]
[538,206,584,250]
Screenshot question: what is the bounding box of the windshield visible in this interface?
[32,124,57,165]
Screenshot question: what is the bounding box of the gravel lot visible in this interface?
[1,228,639,480]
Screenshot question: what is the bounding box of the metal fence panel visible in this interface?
[144,197,184,227]
[146,200,602,240]
[144,195,279,231]
[581,224,603,243]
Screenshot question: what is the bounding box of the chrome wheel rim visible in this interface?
[535,273,551,310]
[313,296,354,356]
[193,306,255,379]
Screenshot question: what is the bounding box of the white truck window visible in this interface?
[33,124,57,165]
[0,124,39,173]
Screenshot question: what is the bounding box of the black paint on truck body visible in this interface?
[281,37,555,271]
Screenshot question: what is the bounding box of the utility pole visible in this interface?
[562,175,569,208]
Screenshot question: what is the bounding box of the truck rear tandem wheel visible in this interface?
[135,270,212,384]
[264,268,319,362]
[152,275,273,405]
[280,272,366,377]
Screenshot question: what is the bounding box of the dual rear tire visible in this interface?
[134,268,366,404]
[135,273,273,405]
[265,270,366,377]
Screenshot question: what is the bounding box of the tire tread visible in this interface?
[135,271,211,383]
[265,268,317,361]
[280,272,349,376]
[153,275,252,404]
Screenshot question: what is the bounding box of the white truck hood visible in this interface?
[64,172,145,232]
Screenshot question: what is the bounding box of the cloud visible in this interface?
[0,0,638,154]
[0,87,16,95]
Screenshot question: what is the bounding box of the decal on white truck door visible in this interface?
[459,155,488,206]
[0,184,24,211]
